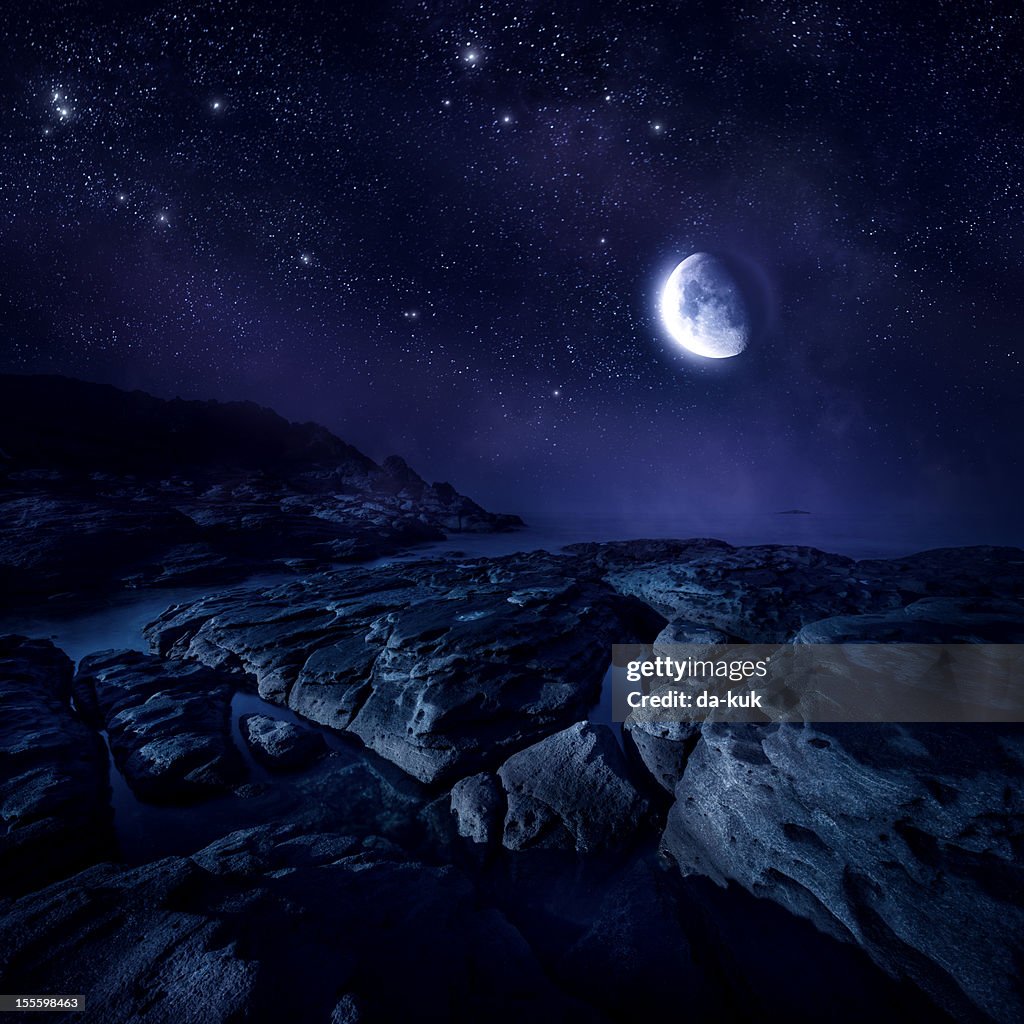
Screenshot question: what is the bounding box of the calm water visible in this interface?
[0,572,289,665]
[377,512,1024,564]
[96,688,360,862]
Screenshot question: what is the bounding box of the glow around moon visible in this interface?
[659,253,750,359]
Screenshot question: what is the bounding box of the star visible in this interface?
[1,0,1017,543]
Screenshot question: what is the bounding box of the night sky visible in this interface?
[1,2,1021,524]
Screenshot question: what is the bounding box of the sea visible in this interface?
[374,511,1024,564]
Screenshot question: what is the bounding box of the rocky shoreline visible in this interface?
[0,536,1021,1022]
[0,374,522,608]
[1,378,1021,1022]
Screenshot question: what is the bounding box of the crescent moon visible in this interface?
[659,253,750,359]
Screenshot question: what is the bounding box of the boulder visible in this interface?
[498,723,649,853]
[240,714,326,771]
[662,722,1024,1024]
[857,546,1024,602]
[0,495,199,603]
[348,577,662,783]
[623,617,726,792]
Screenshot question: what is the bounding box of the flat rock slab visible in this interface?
[663,722,1024,1024]
[652,618,730,653]
[567,539,904,641]
[0,636,112,895]
[793,596,1024,643]
[74,649,244,803]
[146,554,665,784]
[856,546,1024,601]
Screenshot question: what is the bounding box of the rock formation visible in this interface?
[0,374,521,607]
[0,637,112,895]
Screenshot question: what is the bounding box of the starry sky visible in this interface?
[1,1,1021,526]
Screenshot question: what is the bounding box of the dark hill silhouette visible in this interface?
[0,374,383,490]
